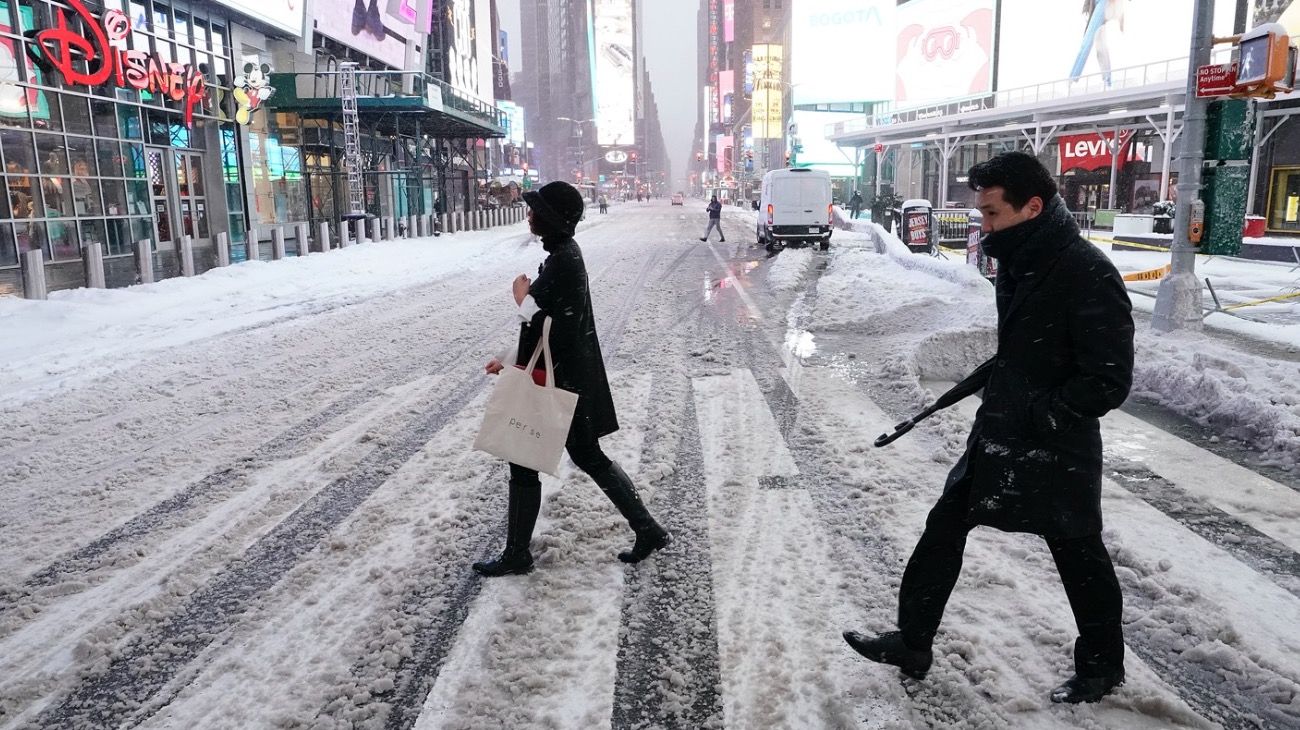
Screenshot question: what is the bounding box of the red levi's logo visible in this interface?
[1057,131,1140,173]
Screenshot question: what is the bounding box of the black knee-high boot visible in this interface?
[591,462,671,563]
[473,478,542,577]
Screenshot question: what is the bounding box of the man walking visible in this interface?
[843,152,1134,705]
[848,190,864,219]
[700,195,724,242]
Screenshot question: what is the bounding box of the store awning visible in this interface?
[267,73,506,139]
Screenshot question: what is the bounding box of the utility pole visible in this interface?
[1153,0,1213,332]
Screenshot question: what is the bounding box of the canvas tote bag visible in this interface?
[473,316,579,475]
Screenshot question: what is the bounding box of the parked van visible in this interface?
[757,168,833,250]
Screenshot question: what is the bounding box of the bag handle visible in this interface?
[522,315,557,388]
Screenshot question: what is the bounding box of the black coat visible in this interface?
[516,235,619,439]
[946,197,1134,539]
[706,200,722,219]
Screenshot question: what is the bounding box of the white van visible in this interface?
[757,168,833,250]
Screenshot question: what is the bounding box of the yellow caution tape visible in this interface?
[1122,264,1172,282]
[1088,236,1177,253]
[1222,289,1300,311]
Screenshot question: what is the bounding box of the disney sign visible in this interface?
[28,0,207,127]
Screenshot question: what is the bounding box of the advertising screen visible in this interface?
[314,0,415,69]
[895,0,993,107]
[752,44,783,139]
[791,0,893,104]
[0,1,50,120]
[593,0,635,146]
[997,0,1240,92]
[719,69,734,124]
[791,110,860,175]
[211,0,304,36]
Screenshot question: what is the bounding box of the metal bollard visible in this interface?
[135,239,154,283]
[338,219,351,248]
[318,222,331,252]
[83,240,106,288]
[407,214,417,238]
[354,218,367,246]
[369,217,381,243]
[296,222,309,255]
[21,248,47,299]
[216,232,231,267]
[247,229,261,261]
[176,235,196,276]
[271,227,286,260]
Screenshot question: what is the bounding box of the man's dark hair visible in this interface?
[967,151,1058,210]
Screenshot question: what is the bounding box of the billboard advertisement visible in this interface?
[792,0,893,104]
[998,0,1240,92]
[719,69,734,125]
[593,0,635,146]
[0,0,50,121]
[895,0,993,107]
[791,110,860,175]
[211,0,304,36]
[724,0,735,43]
[314,0,418,69]
[752,44,783,139]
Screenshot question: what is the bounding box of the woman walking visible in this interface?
[474,181,671,577]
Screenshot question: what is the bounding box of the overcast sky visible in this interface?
[498,0,699,191]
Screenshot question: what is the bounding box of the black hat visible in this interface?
[523,181,585,236]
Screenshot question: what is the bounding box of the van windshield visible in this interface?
[773,177,828,207]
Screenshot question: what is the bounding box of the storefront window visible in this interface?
[248,112,308,225]
[1267,167,1300,233]
[0,223,15,267]
[62,94,92,135]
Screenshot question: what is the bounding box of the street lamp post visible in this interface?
[557,117,596,198]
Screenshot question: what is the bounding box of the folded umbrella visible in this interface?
[874,357,995,448]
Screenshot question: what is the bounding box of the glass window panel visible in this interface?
[1,128,35,173]
[62,94,92,135]
[174,12,191,45]
[187,155,204,195]
[147,111,170,145]
[101,179,126,216]
[96,139,124,178]
[41,177,74,217]
[105,217,130,255]
[71,175,101,215]
[153,8,170,37]
[0,83,33,129]
[79,219,106,254]
[90,99,119,137]
[179,198,193,236]
[191,19,209,51]
[0,176,9,219]
[101,0,124,11]
[46,217,78,260]
[33,90,60,132]
[125,180,149,215]
[194,199,208,237]
[118,105,142,139]
[156,41,174,64]
[169,122,189,148]
[65,136,96,175]
[147,150,165,196]
[9,174,39,217]
[15,219,43,254]
[0,224,15,267]
[174,151,188,195]
[125,143,146,178]
[129,216,151,242]
[34,133,67,175]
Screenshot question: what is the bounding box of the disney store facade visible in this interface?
[0,0,254,294]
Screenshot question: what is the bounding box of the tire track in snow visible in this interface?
[1107,458,1300,599]
[32,371,492,729]
[315,244,671,729]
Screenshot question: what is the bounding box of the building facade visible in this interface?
[1,0,507,297]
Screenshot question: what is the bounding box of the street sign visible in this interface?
[1196,62,1238,97]
[604,150,628,164]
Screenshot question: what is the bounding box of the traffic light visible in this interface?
[784,151,791,166]
[696,151,704,162]
[630,152,638,161]
[1237,24,1297,97]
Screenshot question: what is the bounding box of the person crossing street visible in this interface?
[700,195,724,242]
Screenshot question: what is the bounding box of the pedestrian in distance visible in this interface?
[843,151,1135,705]
[848,190,864,219]
[475,181,671,577]
[598,195,609,214]
[700,195,724,242]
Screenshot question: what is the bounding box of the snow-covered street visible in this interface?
[2,201,1298,729]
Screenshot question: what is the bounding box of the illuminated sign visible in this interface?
[752,44,783,139]
[28,0,207,126]
[593,0,635,145]
[209,0,304,37]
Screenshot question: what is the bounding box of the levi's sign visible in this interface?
[1196,62,1238,97]
[28,0,208,127]
[1058,131,1135,172]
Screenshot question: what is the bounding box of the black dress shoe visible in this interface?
[618,526,670,563]
[842,630,933,679]
[719,237,725,242]
[699,237,707,242]
[472,549,534,577]
[1050,672,1124,704]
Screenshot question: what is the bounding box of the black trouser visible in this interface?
[509,417,612,491]
[897,476,1125,677]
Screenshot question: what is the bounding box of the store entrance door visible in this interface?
[173,151,210,241]
[146,147,175,246]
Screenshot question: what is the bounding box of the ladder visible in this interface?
[339,62,364,218]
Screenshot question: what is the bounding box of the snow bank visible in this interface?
[766,248,814,292]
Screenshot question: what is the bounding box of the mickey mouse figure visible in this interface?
[234,62,276,125]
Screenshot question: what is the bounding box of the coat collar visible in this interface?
[990,197,1077,337]
[541,234,575,253]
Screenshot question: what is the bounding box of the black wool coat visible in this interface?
[947,196,1134,539]
[516,235,619,439]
